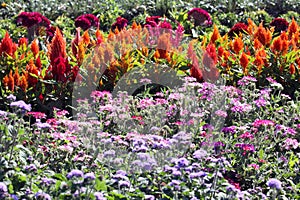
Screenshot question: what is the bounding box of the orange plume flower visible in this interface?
[95,29,105,44]
[254,23,272,46]
[19,74,28,92]
[48,27,67,66]
[270,36,283,53]
[240,52,249,74]
[13,67,20,86]
[232,37,244,54]
[288,18,298,39]
[290,63,296,75]
[253,38,263,50]
[210,24,221,44]
[26,59,39,87]
[30,39,39,57]
[82,30,90,45]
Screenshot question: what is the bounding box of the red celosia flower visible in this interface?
[46,26,56,41]
[111,17,128,31]
[228,22,248,37]
[146,16,161,26]
[203,44,219,82]
[0,32,17,57]
[18,37,28,47]
[48,27,67,66]
[159,21,173,30]
[16,12,50,28]
[188,8,212,26]
[270,18,289,33]
[75,14,99,31]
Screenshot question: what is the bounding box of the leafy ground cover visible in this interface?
[0,2,300,200]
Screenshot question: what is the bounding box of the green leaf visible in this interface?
[95,178,107,191]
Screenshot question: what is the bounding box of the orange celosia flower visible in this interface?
[48,27,67,66]
[3,70,15,91]
[26,60,39,87]
[288,18,298,39]
[247,18,257,36]
[13,67,20,86]
[254,23,272,46]
[107,30,115,41]
[82,30,90,45]
[281,39,289,55]
[270,36,283,53]
[19,75,28,92]
[95,29,105,44]
[254,53,264,70]
[30,39,39,57]
[253,38,263,50]
[77,41,86,64]
[232,37,244,54]
[210,24,221,44]
[290,63,296,75]
[240,52,249,74]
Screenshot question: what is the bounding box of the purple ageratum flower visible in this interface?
[24,164,37,172]
[10,194,19,200]
[118,180,130,188]
[189,171,207,179]
[0,182,8,194]
[7,94,16,101]
[116,170,127,176]
[75,14,99,31]
[10,100,32,112]
[41,178,56,186]
[16,12,50,28]
[111,17,128,31]
[84,172,96,181]
[0,110,8,117]
[35,192,51,200]
[145,195,155,200]
[266,178,282,190]
[193,149,208,160]
[67,169,84,179]
[176,157,190,168]
[270,18,289,33]
[94,192,106,200]
[187,8,212,26]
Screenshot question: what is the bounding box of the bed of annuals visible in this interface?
[0,6,299,200]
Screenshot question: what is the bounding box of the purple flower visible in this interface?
[193,149,207,160]
[24,164,37,172]
[169,180,181,187]
[0,182,7,194]
[67,169,84,179]
[7,94,16,101]
[189,171,207,179]
[145,195,155,200]
[111,17,128,31]
[0,110,8,117]
[116,170,127,176]
[84,172,96,181]
[267,178,282,190]
[35,192,51,200]
[270,18,289,33]
[10,194,19,200]
[252,119,275,128]
[41,178,56,186]
[10,100,32,112]
[176,157,190,168]
[94,192,106,200]
[237,76,257,86]
[221,126,237,134]
[118,180,130,188]
[35,121,51,129]
[188,8,212,26]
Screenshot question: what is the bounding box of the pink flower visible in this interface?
[252,119,275,128]
[75,14,99,31]
[248,163,259,170]
[239,132,254,140]
[283,138,299,150]
[16,12,50,28]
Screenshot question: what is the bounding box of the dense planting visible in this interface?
[0,2,299,200]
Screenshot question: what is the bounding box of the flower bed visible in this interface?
[0,6,299,200]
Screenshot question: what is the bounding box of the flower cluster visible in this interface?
[111,16,128,31]
[187,8,212,26]
[75,14,99,31]
[16,12,50,28]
